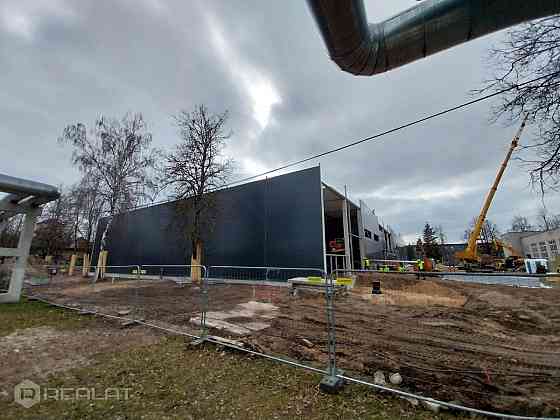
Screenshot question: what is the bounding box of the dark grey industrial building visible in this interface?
[92,166,400,273]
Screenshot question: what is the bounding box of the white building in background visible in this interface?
[359,200,401,260]
[501,228,560,260]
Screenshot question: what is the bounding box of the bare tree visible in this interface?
[537,207,560,231]
[511,215,533,232]
[481,16,560,192]
[464,217,501,255]
[0,214,23,249]
[160,105,233,269]
[434,224,448,263]
[32,193,73,259]
[59,113,159,215]
[68,172,105,253]
[415,238,424,259]
[59,113,160,275]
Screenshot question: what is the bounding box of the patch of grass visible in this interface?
[0,298,97,337]
[0,300,464,419]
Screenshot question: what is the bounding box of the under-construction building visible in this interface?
[92,167,401,273]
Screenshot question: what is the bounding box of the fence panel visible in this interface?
[330,269,560,418]
[20,258,560,418]
[204,266,331,373]
[25,263,207,336]
[135,265,206,336]
[25,265,140,318]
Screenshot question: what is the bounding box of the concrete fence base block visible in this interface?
[190,337,207,346]
[320,371,345,394]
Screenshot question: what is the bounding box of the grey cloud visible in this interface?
[0,0,556,244]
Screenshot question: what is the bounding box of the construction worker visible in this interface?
[363,257,371,270]
[416,259,424,271]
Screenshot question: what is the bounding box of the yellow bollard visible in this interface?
[101,251,108,278]
[190,241,202,283]
[82,253,90,277]
[68,254,77,276]
[95,251,105,280]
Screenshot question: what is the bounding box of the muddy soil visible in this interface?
[29,273,560,416]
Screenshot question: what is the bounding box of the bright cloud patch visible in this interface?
[362,183,481,202]
[206,13,281,130]
[0,0,74,40]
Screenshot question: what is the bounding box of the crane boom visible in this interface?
[456,115,529,263]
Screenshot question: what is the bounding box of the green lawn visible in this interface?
[0,300,464,419]
[0,299,98,336]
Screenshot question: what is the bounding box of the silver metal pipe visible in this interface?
[0,173,60,199]
[307,0,560,75]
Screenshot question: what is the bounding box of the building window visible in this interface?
[364,229,372,239]
[539,241,548,258]
[373,234,379,242]
[531,243,538,258]
[549,240,558,257]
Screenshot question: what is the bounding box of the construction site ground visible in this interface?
[1,299,462,420]
[26,271,560,417]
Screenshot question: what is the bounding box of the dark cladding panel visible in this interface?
[204,180,265,267]
[92,203,191,270]
[92,166,324,271]
[265,167,324,268]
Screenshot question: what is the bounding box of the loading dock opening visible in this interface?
[322,184,362,273]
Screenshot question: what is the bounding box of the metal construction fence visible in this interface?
[20,263,560,419]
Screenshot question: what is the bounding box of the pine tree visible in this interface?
[422,223,441,260]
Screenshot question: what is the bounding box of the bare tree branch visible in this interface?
[161,105,234,263]
[480,16,560,192]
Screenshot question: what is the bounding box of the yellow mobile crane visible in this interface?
[455,115,529,269]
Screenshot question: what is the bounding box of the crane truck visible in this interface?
[455,115,529,270]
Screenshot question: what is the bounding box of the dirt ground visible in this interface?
[0,324,161,394]
[27,272,560,416]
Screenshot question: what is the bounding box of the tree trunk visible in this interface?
[190,239,203,283]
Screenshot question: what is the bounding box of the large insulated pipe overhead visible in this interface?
[0,173,60,208]
[0,174,60,200]
[306,0,560,75]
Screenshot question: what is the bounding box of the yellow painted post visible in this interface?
[82,253,90,277]
[95,251,104,280]
[68,254,77,276]
[101,251,108,278]
[190,241,202,283]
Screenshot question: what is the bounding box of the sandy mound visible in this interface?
[354,280,467,308]
[478,291,521,308]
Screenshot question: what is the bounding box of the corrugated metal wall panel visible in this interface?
[91,167,324,271]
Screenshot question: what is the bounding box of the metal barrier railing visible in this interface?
[207,265,324,283]
[328,269,560,419]
[326,253,346,272]
[23,264,560,419]
[139,264,208,339]
[205,265,333,379]
[332,268,560,288]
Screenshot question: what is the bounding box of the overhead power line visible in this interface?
[220,70,560,189]
[123,69,560,214]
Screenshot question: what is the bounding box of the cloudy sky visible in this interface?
[2,0,559,243]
